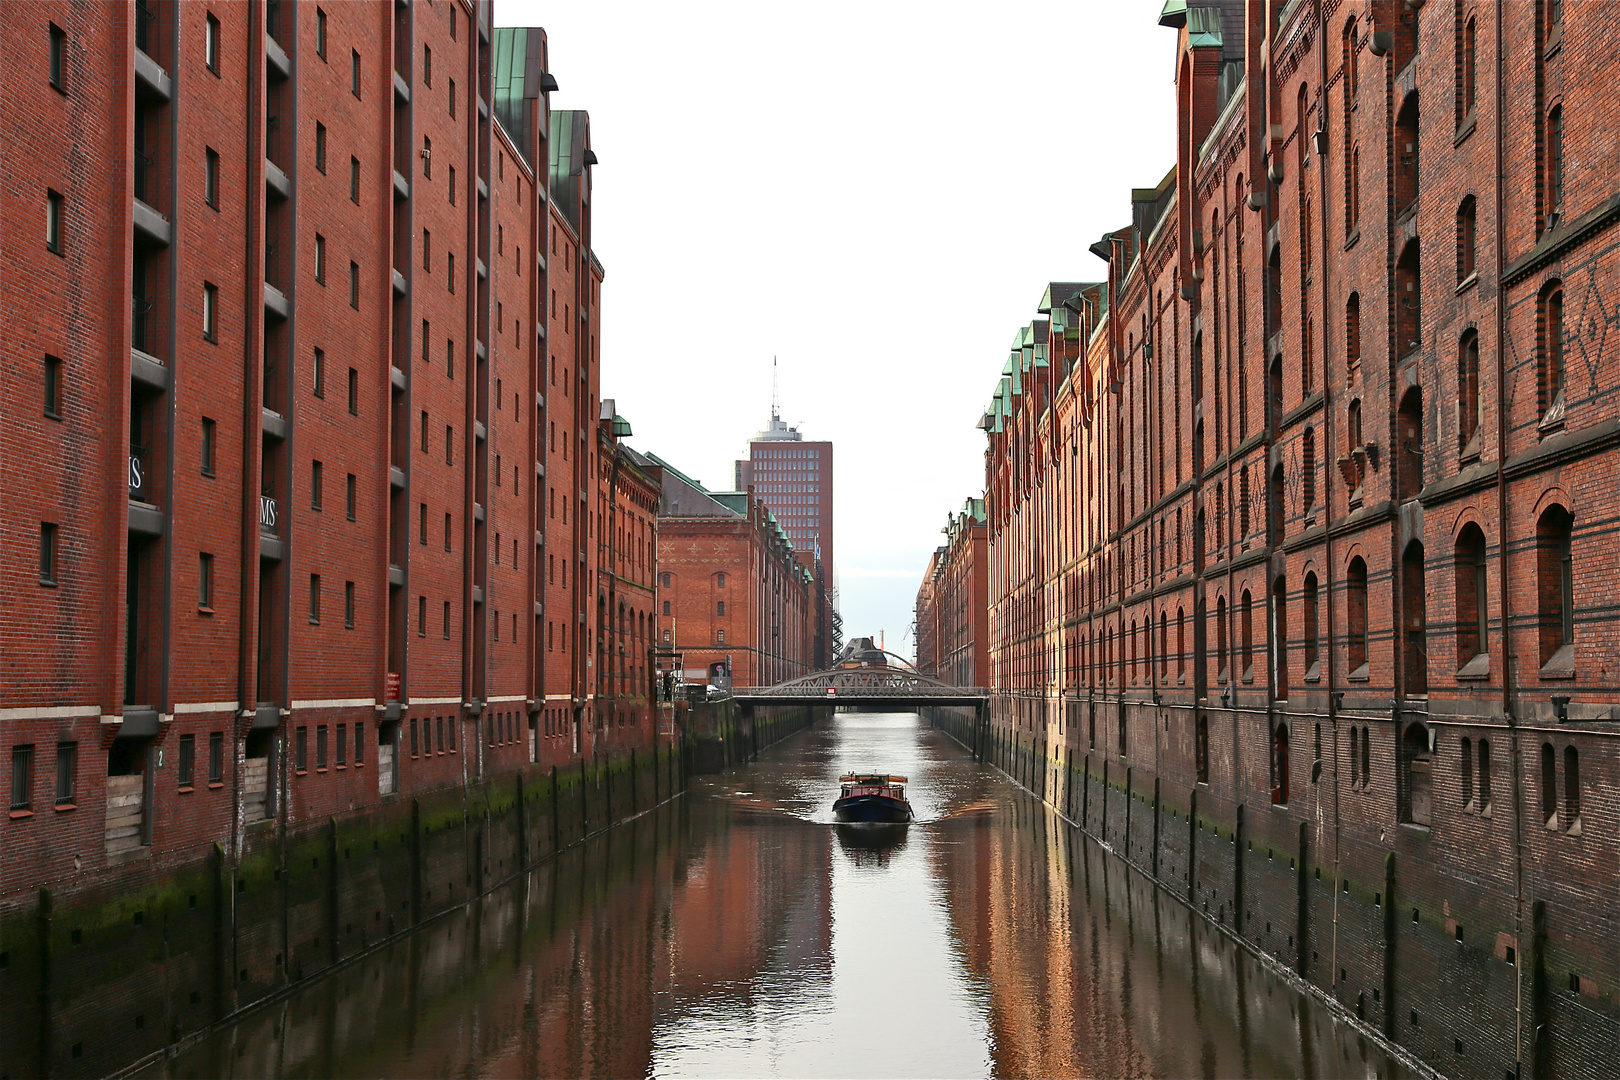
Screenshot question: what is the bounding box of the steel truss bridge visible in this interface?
[733,668,989,710]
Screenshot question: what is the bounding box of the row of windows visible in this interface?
[293,722,365,773]
[8,734,229,812]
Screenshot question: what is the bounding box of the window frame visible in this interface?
[49,22,67,91]
[205,147,220,209]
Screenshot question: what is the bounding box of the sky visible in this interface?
[503,0,1178,658]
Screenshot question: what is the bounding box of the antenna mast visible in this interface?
[771,356,779,421]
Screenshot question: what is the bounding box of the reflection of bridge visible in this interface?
[733,668,989,710]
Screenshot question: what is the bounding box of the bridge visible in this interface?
[732,667,989,710]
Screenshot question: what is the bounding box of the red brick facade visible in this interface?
[1,3,654,908]
[914,499,988,687]
[933,2,1619,1074]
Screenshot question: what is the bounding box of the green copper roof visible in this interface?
[1158,0,1188,28]
[1033,342,1049,369]
[550,110,591,234]
[611,414,633,437]
[492,28,544,170]
[1187,5,1224,47]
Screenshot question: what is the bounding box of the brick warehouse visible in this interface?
[0,0,667,959]
[921,1,1619,1077]
[914,497,988,688]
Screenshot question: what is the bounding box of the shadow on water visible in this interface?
[140,711,1416,1079]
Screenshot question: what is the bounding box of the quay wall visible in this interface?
[928,700,1620,1080]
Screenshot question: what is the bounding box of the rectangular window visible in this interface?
[46,190,63,253]
[422,319,430,363]
[354,721,365,765]
[208,731,223,784]
[295,727,307,772]
[346,473,356,520]
[316,725,328,770]
[444,512,451,550]
[55,742,76,805]
[419,502,427,544]
[315,8,327,59]
[420,410,429,452]
[423,135,432,178]
[39,522,57,584]
[446,339,454,379]
[311,460,323,510]
[422,229,431,271]
[418,595,426,636]
[448,252,455,293]
[206,14,220,74]
[350,49,360,96]
[445,425,453,465]
[335,723,347,766]
[198,552,213,609]
[44,354,62,418]
[11,745,35,811]
[347,368,358,415]
[50,23,66,90]
[449,163,456,202]
[309,573,320,623]
[344,581,355,628]
[200,416,215,475]
[178,733,195,787]
[450,80,457,119]
[348,261,359,309]
[443,600,451,638]
[314,234,326,283]
[423,44,432,86]
[409,718,419,757]
[313,347,325,397]
[350,156,360,203]
[315,123,327,173]
[205,148,219,208]
[203,282,218,341]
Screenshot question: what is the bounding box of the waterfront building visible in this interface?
[734,409,835,588]
[0,2,651,909]
[926,2,1620,1075]
[650,455,815,689]
[594,407,661,737]
[914,499,988,687]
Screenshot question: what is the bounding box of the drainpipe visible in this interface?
[1490,1,1528,1072]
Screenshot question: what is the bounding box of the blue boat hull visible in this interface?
[832,793,913,823]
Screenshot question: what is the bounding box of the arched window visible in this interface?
[1344,17,1359,104]
[1461,736,1474,807]
[1460,17,1477,121]
[1546,104,1564,221]
[1349,144,1361,231]
[1269,353,1284,416]
[1396,95,1420,213]
[1348,556,1369,672]
[1539,281,1565,419]
[1541,742,1557,827]
[1297,83,1310,171]
[1536,505,1575,669]
[1159,611,1169,679]
[1402,541,1428,695]
[1360,726,1371,789]
[1397,387,1424,503]
[1269,463,1285,541]
[1216,594,1229,682]
[1303,427,1317,512]
[1176,607,1186,677]
[1303,571,1320,673]
[1241,589,1254,680]
[1345,292,1362,369]
[1457,196,1477,282]
[1459,330,1482,451]
[1402,724,1434,825]
[1455,524,1490,664]
[1350,725,1360,787]
[1396,240,1422,357]
[1478,738,1493,809]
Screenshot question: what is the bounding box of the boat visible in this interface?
[833,773,913,823]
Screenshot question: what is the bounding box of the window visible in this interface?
[205,148,220,208]
[345,581,356,628]
[1345,292,1361,371]
[422,229,431,271]
[336,724,347,766]
[448,252,455,293]
[1546,105,1564,221]
[1540,742,1556,826]
[410,718,419,757]
[11,745,35,811]
[1457,197,1477,283]
[206,13,220,74]
[315,123,327,173]
[1540,282,1565,418]
[447,339,454,378]
[309,574,321,623]
[1347,556,1369,672]
[445,425,453,464]
[316,8,327,59]
[39,522,58,584]
[355,722,366,764]
[314,234,326,283]
[203,282,218,341]
[1302,427,1317,513]
[199,552,214,609]
[418,595,426,636]
[1459,331,1481,450]
[422,135,432,179]
[56,741,76,805]
[49,22,66,90]
[1460,17,1477,120]
[717,572,727,588]
[348,367,358,415]
[350,156,360,203]
[443,600,451,639]
[1303,572,1320,672]
[1403,723,1433,826]
[1455,524,1489,664]
[1563,745,1580,826]
[44,354,63,418]
[717,601,726,616]
[660,573,671,588]
[317,725,328,770]
[351,49,361,97]
[1240,589,1254,679]
[46,190,63,253]
[296,727,308,773]
[209,731,223,784]
[423,44,432,87]
[1536,505,1574,668]
[346,474,355,520]
[349,261,359,308]
[444,512,451,551]
[450,80,457,119]
[717,629,725,643]
[663,601,671,616]
[313,348,325,397]
[420,410,429,452]
[1461,736,1474,805]
[178,733,195,788]
[418,502,427,544]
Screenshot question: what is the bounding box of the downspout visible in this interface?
[1491,0,1527,1071]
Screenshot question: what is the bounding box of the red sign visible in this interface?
[826,687,836,697]
[386,672,401,702]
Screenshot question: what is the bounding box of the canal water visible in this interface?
[142,711,1415,1078]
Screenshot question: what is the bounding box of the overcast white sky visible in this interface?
[502,0,1178,657]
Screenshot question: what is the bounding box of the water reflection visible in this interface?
[148,711,1411,1079]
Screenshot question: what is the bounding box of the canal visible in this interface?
[141,710,1416,1078]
